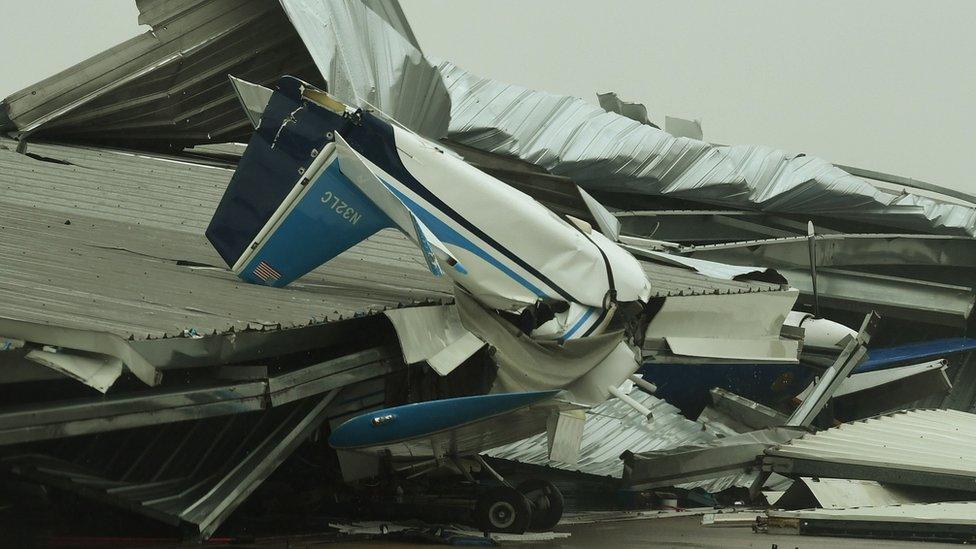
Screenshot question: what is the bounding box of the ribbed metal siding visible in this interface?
[766,408,976,477]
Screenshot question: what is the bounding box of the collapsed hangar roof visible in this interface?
[0,137,778,344]
[2,0,974,241]
[0,137,448,341]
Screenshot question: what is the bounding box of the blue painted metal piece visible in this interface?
[237,162,391,287]
[639,362,810,418]
[207,77,356,267]
[642,337,976,417]
[329,390,560,450]
[857,337,976,373]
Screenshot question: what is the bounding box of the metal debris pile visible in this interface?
[0,0,974,545]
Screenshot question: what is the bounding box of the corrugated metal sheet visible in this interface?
[0,138,448,340]
[0,384,385,540]
[0,0,322,148]
[684,233,976,270]
[488,387,761,492]
[0,137,780,341]
[439,61,976,238]
[1,0,447,145]
[278,0,450,137]
[639,259,781,297]
[489,388,713,479]
[764,409,976,484]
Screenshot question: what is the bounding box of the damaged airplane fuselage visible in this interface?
[208,76,656,408]
[205,76,799,468]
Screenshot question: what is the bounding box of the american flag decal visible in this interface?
[252,261,281,283]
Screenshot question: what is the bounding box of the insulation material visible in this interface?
[279,0,450,138]
[440,62,976,237]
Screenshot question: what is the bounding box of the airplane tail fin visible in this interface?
[206,77,392,287]
[207,75,463,286]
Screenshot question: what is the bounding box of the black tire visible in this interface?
[516,479,564,531]
[473,486,532,534]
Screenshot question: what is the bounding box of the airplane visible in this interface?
[206,76,803,533]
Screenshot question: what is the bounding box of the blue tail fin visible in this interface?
[206,77,391,287]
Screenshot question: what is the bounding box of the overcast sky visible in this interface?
[2,1,974,193]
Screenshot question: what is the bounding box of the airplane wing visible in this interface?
[329,390,586,459]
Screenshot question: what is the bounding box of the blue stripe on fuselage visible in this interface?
[383,183,551,300]
[559,306,596,342]
[343,113,580,304]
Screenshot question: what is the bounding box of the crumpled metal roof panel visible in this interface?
[0,138,449,340]
[440,61,976,237]
[489,386,765,492]
[278,0,450,138]
[765,408,976,477]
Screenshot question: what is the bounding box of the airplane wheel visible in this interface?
[517,479,564,531]
[474,486,532,534]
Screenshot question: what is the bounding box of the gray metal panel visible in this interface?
[1,0,321,148]
[487,387,761,492]
[0,391,345,539]
[0,138,450,341]
[279,0,450,137]
[0,345,398,446]
[778,267,975,327]
[943,351,976,413]
[188,390,339,538]
[764,409,976,491]
[617,210,801,242]
[440,61,976,238]
[768,501,976,524]
[684,233,976,270]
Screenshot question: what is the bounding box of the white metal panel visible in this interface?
[769,501,976,525]
[767,409,976,478]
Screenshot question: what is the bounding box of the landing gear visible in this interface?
[473,486,532,534]
[517,479,564,532]
[341,454,565,534]
[470,456,564,533]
